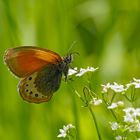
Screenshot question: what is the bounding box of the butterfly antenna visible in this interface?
[67,40,77,54]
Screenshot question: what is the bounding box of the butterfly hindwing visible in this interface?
[18,71,52,103]
[18,64,63,103]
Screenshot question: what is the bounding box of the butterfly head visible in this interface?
[60,53,73,79]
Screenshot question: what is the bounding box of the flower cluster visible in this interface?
[110,122,127,140]
[68,66,98,77]
[123,108,140,132]
[66,66,140,140]
[57,124,75,138]
[110,107,140,139]
[104,79,140,139]
[101,78,140,93]
[115,135,126,140]
[110,122,120,130]
[89,98,102,106]
[108,101,124,109]
[101,82,126,93]
[126,78,140,89]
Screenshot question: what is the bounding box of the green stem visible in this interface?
[88,106,102,140]
[111,92,117,103]
[102,93,118,121]
[110,110,118,121]
[131,86,136,102]
[124,94,131,102]
[71,90,80,140]
[74,90,85,103]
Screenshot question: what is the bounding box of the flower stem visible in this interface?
[88,106,102,140]
[110,110,118,121]
[111,92,117,103]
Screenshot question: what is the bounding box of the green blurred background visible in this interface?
[0,0,140,140]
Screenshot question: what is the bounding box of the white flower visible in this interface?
[110,122,120,130]
[117,101,124,107]
[115,135,125,140]
[123,108,137,118]
[57,129,67,138]
[123,108,140,124]
[57,124,75,138]
[124,114,135,123]
[123,108,140,123]
[90,98,102,106]
[67,124,75,129]
[123,108,136,123]
[94,99,102,106]
[102,78,140,94]
[123,107,135,114]
[101,83,111,93]
[108,103,118,109]
[132,78,140,88]
[111,82,126,93]
[126,78,140,89]
[68,67,78,76]
[136,108,140,116]
[68,66,98,77]
[76,66,98,77]
[128,120,140,132]
[108,101,124,109]
[102,82,126,93]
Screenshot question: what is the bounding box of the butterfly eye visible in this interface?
[63,54,73,64]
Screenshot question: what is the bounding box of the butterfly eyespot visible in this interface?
[26,84,28,86]
[29,91,33,94]
[35,93,38,97]
[29,77,32,80]
[26,89,29,92]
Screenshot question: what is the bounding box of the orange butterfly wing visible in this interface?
[4,46,62,77]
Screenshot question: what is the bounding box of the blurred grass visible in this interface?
[0,0,140,140]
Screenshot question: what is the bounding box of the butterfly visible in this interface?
[4,46,72,103]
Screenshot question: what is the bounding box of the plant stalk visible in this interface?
[88,106,102,140]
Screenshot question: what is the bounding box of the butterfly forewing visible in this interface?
[4,46,62,77]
